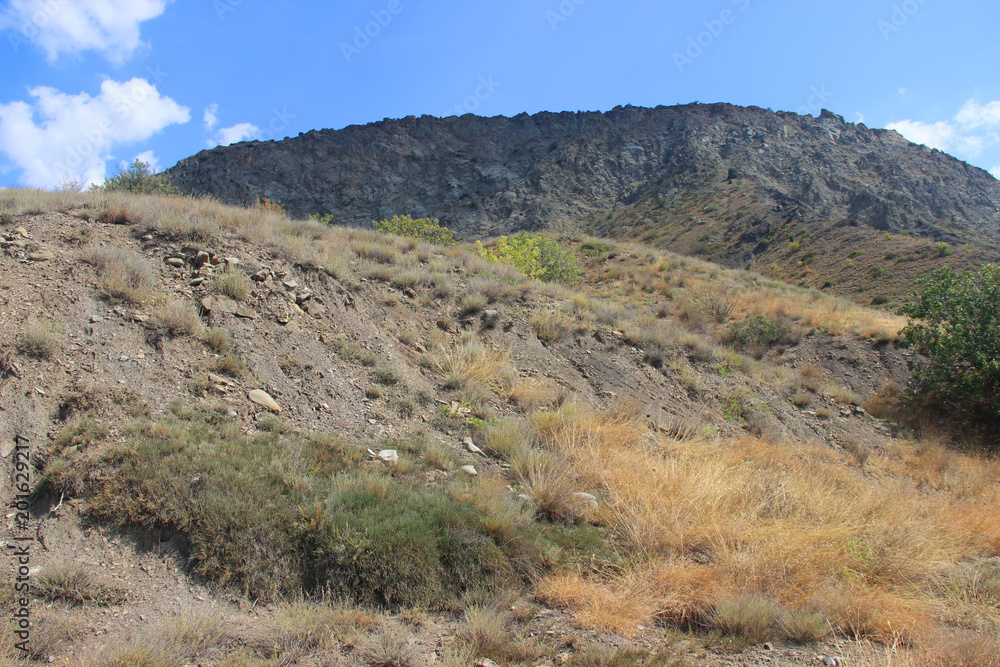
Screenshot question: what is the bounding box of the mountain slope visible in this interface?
[3,189,1000,665]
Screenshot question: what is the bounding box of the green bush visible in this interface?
[897,264,1000,424]
[374,215,457,246]
[45,410,545,605]
[476,232,581,284]
[729,315,787,353]
[98,159,173,194]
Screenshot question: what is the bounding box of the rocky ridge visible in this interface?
[166,103,1000,255]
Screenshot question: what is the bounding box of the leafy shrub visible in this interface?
[729,315,787,357]
[374,214,456,246]
[935,241,951,257]
[897,264,1000,424]
[476,232,581,284]
[99,159,173,194]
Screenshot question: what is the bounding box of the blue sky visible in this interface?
[2,0,1000,189]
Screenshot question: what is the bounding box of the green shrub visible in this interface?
[935,241,951,257]
[98,159,173,194]
[897,264,1000,424]
[47,411,545,606]
[729,315,787,355]
[476,232,581,284]
[374,214,457,246]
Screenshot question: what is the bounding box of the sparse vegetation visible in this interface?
[215,267,251,301]
[152,299,202,338]
[9,187,1000,663]
[19,316,63,358]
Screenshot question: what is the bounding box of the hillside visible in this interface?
[165,104,1000,302]
[2,189,1000,666]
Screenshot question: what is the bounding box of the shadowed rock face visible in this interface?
[165,103,1000,247]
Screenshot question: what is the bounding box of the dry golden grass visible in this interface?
[214,268,251,301]
[529,403,1000,647]
[151,299,202,338]
[81,244,157,305]
[425,336,516,394]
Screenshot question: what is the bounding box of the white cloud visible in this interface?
[887,119,957,151]
[132,149,160,172]
[1,0,170,64]
[0,77,190,188]
[888,97,1000,159]
[955,99,1000,129]
[991,167,1000,180]
[208,122,261,148]
[203,103,219,131]
[855,112,866,124]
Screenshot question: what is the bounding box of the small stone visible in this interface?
[460,465,478,476]
[224,257,240,267]
[165,257,184,267]
[0,442,14,458]
[377,449,399,462]
[463,437,483,454]
[304,301,326,317]
[763,642,774,651]
[555,653,572,666]
[28,250,55,261]
[248,389,281,413]
[235,304,258,319]
[90,315,104,323]
[474,659,500,667]
[208,373,228,385]
[210,255,224,265]
[482,309,499,329]
[515,493,532,504]
[201,295,237,314]
[282,278,297,290]
[227,410,238,418]
[295,290,312,305]
[251,269,270,282]
[13,226,30,238]
[189,277,206,287]
[571,492,599,509]
[192,251,211,268]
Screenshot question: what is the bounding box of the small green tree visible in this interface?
[475,232,581,284]
[373,215,456,246]
[897,264,1000,424]
[99,159,173,194]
